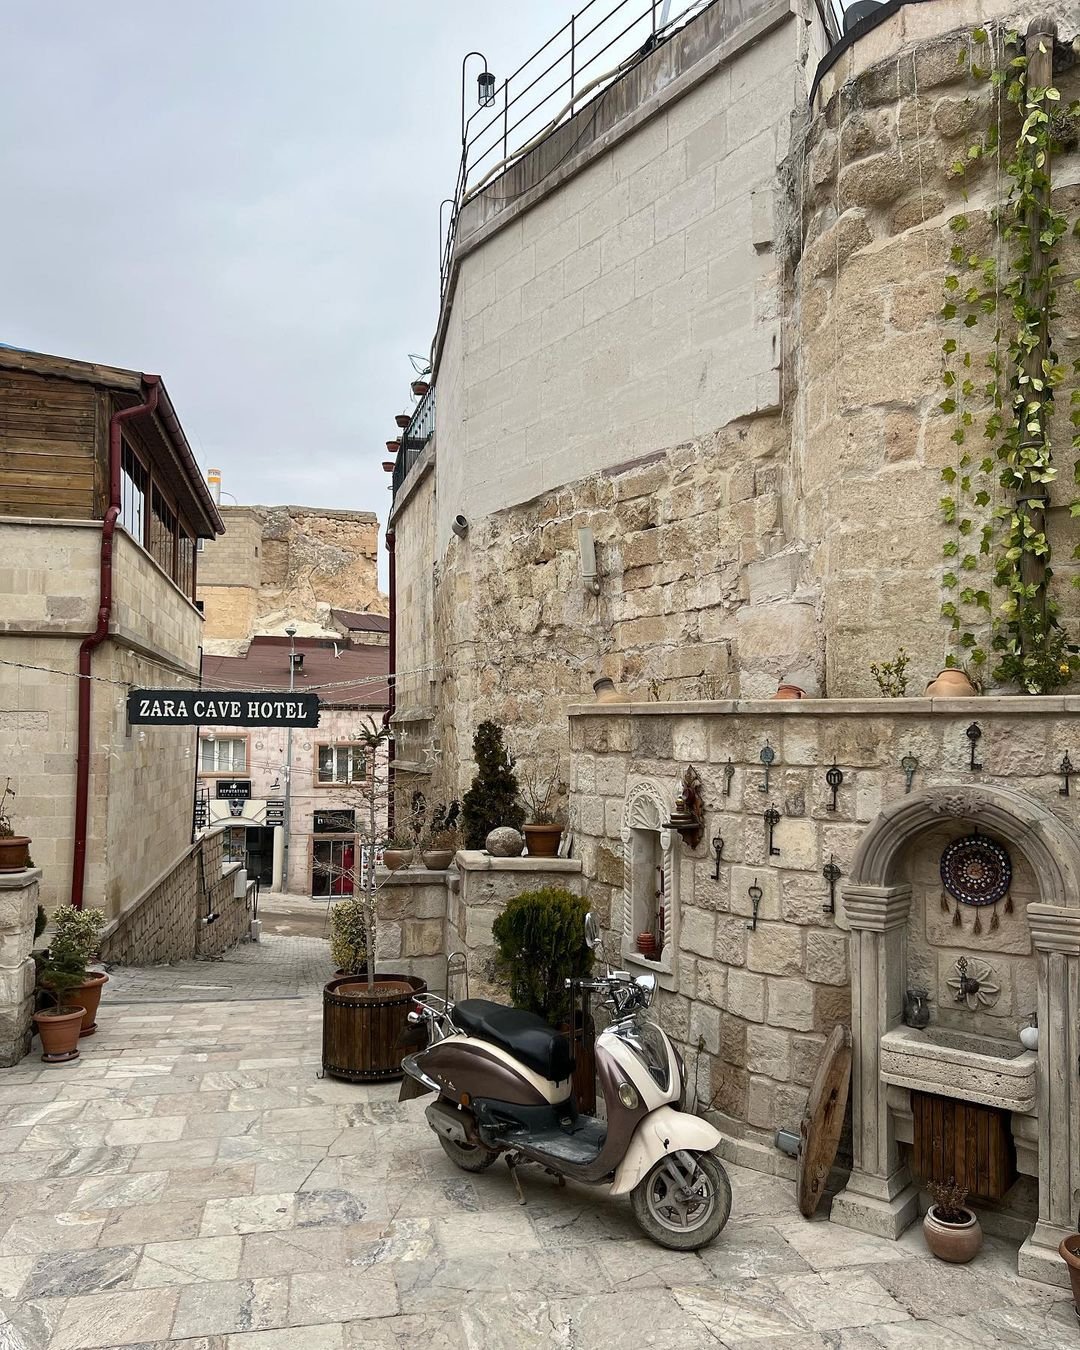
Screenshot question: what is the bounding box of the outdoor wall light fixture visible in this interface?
[461,52,496,141]
[452,515,469,539]
[577,528,601,595]
[666,765,705,850]
[477,69,497,106]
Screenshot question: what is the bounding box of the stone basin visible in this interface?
[880,1025,1038,1114]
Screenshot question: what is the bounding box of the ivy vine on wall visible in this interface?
[938,25,1080,693]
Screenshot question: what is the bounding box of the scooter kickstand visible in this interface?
[505,1154,527,1206]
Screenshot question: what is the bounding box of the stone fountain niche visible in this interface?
[832,785,1080,1287]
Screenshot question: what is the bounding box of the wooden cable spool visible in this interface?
[797,1023,853,1218]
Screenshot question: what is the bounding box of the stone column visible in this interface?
[831,884,919,1239]
[1018,902,1080,1287]
[0,868,40,1067]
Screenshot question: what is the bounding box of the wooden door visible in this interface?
[911,1091,1015,1201]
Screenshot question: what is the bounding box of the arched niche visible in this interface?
[619,778,680,990]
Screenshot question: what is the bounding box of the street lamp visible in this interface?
[461,51,495,143]
[281,624,298,894]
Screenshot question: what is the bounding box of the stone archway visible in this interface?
[833,784,1080,1287]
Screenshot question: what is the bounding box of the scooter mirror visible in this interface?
[584,912,601,951]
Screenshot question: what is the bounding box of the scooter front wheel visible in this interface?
[630,1151,731,1250]
[437,1132,500,1173]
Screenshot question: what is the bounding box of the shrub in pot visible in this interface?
[492,887,592,1026]
[921,1178,982,1263]
[329,895,374,977]
[420,801,459,869]
[50,905,108,1036]
[0,778,32,873]
[518,755,567,858]
[33,939,88,1063]
[461,722,524,848]
[382,835,414,871]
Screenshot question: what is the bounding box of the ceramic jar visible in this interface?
[925,668,977,697]
[923,1206,982,1263]
[593,677,629,704]
[903,988,931,1030]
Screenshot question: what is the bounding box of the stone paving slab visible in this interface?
[0,993,1074,1348]
[104,936,331,1004]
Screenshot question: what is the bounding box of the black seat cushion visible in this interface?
[451,999,573,1082]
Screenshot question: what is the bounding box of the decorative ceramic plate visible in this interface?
[940,834,1012,907]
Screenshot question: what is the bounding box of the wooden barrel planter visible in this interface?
[322,973,427,1082]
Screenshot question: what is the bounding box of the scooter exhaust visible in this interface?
[425,1099,471,1146]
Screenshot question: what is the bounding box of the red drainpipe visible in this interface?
[382,527,396,832]
[69,376,161,910]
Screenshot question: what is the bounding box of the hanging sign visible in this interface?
[127,690,320,727]
[216,781,252,801]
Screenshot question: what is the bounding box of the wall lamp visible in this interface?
[666,765,705,850]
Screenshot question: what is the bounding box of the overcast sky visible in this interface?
[0,1,576,584]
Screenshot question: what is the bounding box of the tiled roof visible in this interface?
[331,608,390,633]
[201,637,388,708]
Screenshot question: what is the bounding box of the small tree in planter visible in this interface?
[461,722,524,848]
[492,886,592,1026]
[33,939,88,1063]
[518,754,568,858]
[329,895,374,976]
[49,905,108,1037]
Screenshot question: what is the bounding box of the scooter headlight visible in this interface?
[634,974,656,1008]
[618,1081,640,1109]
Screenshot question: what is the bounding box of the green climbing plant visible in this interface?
[939,26,1080,692]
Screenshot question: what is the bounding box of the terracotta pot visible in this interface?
[411,380,429,398]
[773,683,805,700]
[386,439,401,454]
[523,823,563,858]
[636,932,657,958]
[383,849,412,871]
[395,414,411,429]
[73,972,108,1037]
[33,1006,84,1063]
[592,677,629,705]
[0,836,31,872]
[421,849,454,871]
[922,1205,982,1263]
[926,668,977,697]
[1058,1234,1080,1313]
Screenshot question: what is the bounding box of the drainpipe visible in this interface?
[69,377,161,910]
[383,527,396,832]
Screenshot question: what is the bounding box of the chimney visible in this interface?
[208,467,222,505]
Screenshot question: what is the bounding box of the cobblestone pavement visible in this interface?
[105,935,331,1004]
[0,997,1075,1349]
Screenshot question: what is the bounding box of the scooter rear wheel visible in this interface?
[437,1132,500,1173]
[630,1151,731,1250]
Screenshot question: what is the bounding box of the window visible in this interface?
[149,485,177,576]
[119,444,147,543]
[177,530,194,597]
[317,745,366,785]
[199,737,247,773]
[619,779,681,990]
[222,826,248,865]
[312,838,358,898]
[313,809,356,834]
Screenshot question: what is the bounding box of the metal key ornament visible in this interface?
[764,806,781,857]
[746,879,763,931]
[759,743,775,794]
[900,754,918,794]
[965,722,983,772]
[1059,752,1074,798]
[723,758,734,797]
[822,856,841,915]
[711,834,724,880]
[825,760,844,812]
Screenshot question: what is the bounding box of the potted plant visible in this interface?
[519,755,566,858]
[461,722,525,848]
[317,718,427,1081]
[421,802,460,870]
[921,1178,982,1263]
[0,779,31,873]
[49,905,108,1037]
[411,379,429,398]
[382,835,414,871]
[33,939,88,1063]
[1059,1230,1080,1317]
[492,886,596,1108]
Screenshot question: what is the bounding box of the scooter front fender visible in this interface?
[610,1106,723,1196]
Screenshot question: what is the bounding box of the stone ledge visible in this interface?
[454,850,582,874]
[378,866,450,886]
[0,868,42,891]
[568,695,1074,718]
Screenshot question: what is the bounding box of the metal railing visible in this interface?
[392,382,436,498]
[439,0,716,298]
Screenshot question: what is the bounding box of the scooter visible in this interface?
[398,913,731,1250]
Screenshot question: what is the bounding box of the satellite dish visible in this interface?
[843,0,884,33]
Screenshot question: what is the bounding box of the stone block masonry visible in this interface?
[0,868,39,1065]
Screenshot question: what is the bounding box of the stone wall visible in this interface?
[99,828,248,967]
[0,869,39,1066]
[796,18,1080,692]
[567,696,1080,1165]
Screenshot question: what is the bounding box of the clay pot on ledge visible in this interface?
[1058,1234,1080,1315]
[73,971,109,1037]
[636,932,657,959]
[382,849,413,871]
[773,682,805,700]
[923,1205,982,1263]
[523,823,563,858]
[0,835,32,872]
[592,677,629,705]
[421,849,454,871]
[33,1006,85,1063]
[926,668,977,697]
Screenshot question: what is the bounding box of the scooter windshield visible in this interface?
[610,1014,670,1093]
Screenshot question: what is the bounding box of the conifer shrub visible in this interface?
[461,721,525,848]
[492,887,592,1025]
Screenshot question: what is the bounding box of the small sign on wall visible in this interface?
[216,781,252,801]
[127,689,320,727]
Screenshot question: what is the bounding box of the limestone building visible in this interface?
[0,344,225,1057]
[386,0,1080,1285]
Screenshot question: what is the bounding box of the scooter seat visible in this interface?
[450,999,574,1083]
